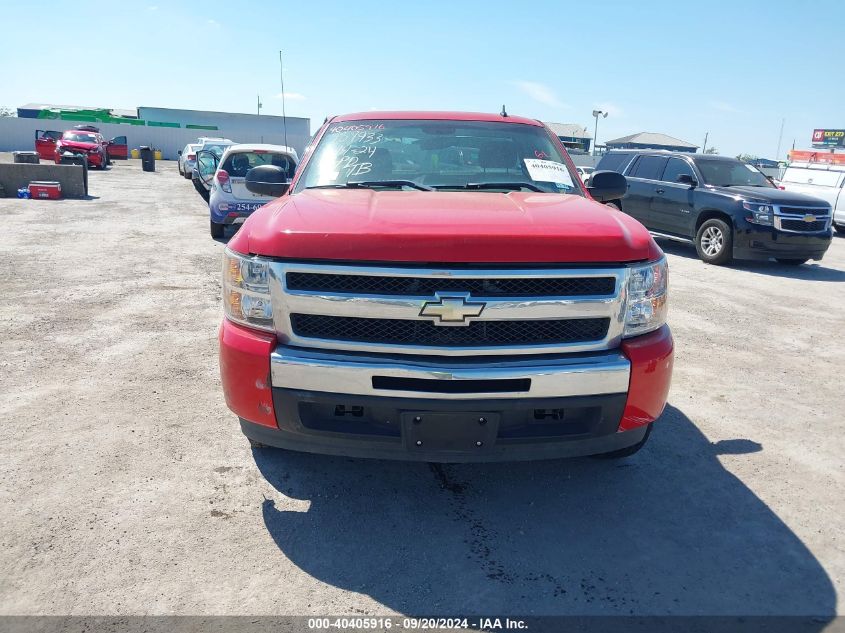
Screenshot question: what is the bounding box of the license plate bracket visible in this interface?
[402,411,499,453]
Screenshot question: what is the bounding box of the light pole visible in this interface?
[279,50,288,149]
[592,109,607,157]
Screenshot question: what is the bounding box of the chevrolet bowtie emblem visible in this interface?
[419,294,486,326]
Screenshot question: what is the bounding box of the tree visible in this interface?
[736,153,758,162]
[703,147,719,155]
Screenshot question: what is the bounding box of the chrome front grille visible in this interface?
[269,263,629,356]
[774,205,831,233]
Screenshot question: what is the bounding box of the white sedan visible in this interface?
[178,143,201,179]
[576,166,595,185]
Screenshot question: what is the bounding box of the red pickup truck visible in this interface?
[219,111,673,461]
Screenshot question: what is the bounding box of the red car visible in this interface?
[53,130,109,169]
[219,111,673,462]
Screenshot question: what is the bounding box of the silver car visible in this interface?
[178,143,201,179]
[207,144,298,238]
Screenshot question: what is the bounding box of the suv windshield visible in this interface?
[295,119,580,194]
[221,151,296,178]
[695,158,773,188]
[203,143,231,157]
[63,133,97,143]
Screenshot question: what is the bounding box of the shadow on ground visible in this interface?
[253,405,835,616]
[656,240,845,281]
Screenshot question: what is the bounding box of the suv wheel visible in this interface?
[695,218,733,265]
[834,224,845,235]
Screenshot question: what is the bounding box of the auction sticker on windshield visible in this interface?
[524,159,574,187]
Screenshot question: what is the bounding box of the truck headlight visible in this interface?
[222,249,274,332]
[742,201,773,225]
[624,257,668,338]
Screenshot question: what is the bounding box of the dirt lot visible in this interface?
[0,157,843,617]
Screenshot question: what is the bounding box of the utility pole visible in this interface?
[592,110,607,157]
[775,118,785,160]
[702,132,708,154]
[279,50,288,149]
[257,95,262,116]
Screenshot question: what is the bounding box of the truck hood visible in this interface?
[230,189,661,264]
[707,185,830,207]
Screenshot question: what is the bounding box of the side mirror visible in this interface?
[245,165,290,197]
[587,170,627,202]
[677,174,698,187]
[177,150,182,156]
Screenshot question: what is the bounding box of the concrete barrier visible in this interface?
[0,163,86,198]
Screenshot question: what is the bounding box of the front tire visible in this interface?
[594,424,652,459]
[695,218,733,265]
[210,219,224,238]
[834,224,845,235]
[775,258,809,266]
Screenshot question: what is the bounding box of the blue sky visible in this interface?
[2,0,842,159]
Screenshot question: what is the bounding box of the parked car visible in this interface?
[53,130,110,169]
[576,166,595,184]
[203,144,298,238]
[191,138,234,201]
[595,150,833,265]
[219,111,673,461]
[36,129,126,162]
[779,151,845,235]
[177,143,201,179]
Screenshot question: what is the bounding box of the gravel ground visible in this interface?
[0,157,842,617]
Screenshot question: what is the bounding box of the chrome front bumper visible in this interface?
[270,345,630,400]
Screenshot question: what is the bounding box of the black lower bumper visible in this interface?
[239,388,646,462]
[734,224,832,261]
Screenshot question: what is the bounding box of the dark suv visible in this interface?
[595,150,833,265]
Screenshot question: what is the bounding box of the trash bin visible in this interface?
[130,148,140,159]
[13,151,40,164]
[139,146,155,172]
[59,153,89,196]
[154,149,163,161]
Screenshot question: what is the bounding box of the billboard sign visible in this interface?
[812,129,845,147]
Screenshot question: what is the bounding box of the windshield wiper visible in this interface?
[306,180,432,192]
[460,182,545,192]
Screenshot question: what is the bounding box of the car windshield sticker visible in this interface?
[523,159,574,187]
[745,164,759,172]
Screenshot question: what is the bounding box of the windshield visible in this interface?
[295,119,579,194]
[695,159,773,187]
[63,133,97,144]
[221,151,296,178]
